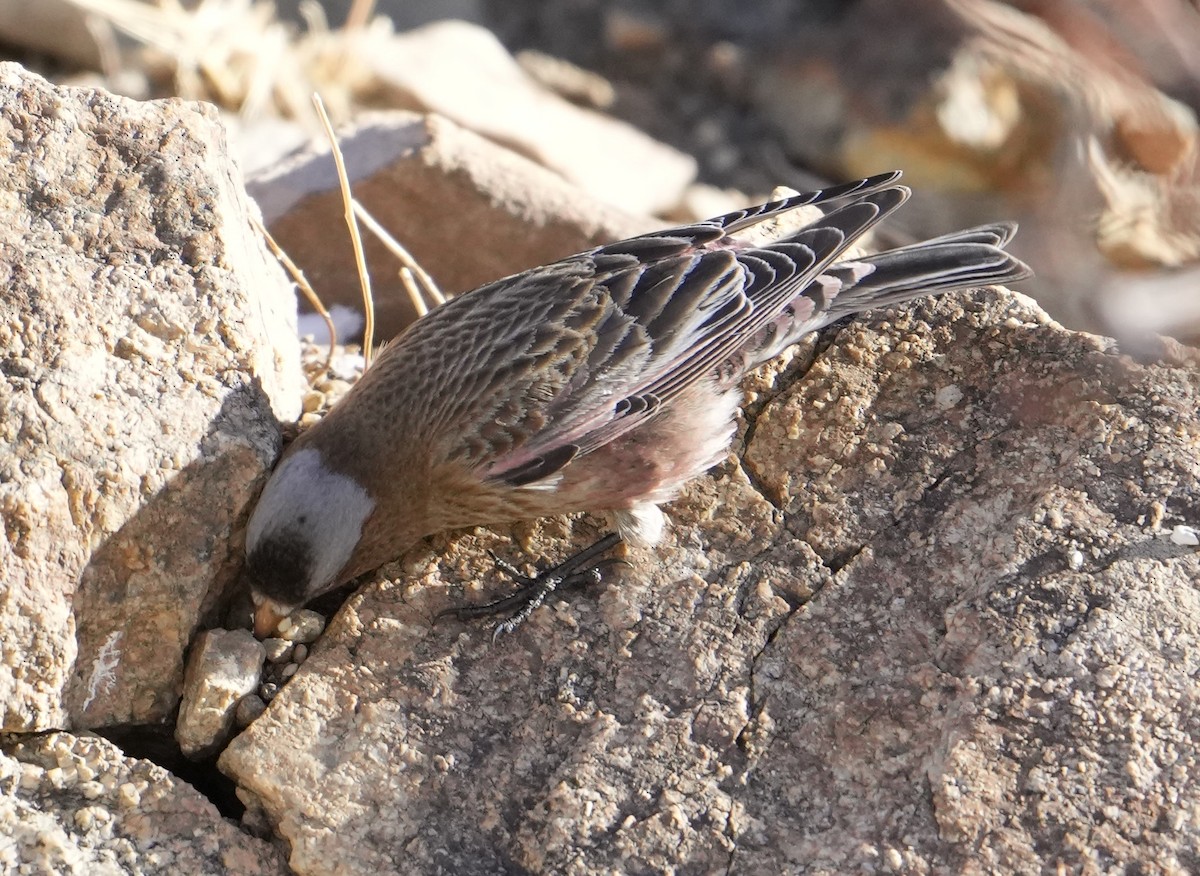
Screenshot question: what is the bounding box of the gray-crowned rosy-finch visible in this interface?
[245,171,1031,636]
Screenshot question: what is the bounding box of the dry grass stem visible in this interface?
[398,268,426,319]
[251,214,337,372]
[311,92,376,366]
[345,0,377,30]
[64,0,395,130]
[351,200,446,315]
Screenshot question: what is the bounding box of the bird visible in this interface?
[244,171,1031,637]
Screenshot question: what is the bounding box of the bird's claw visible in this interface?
[486,550,526,581]
[435,533,623,638]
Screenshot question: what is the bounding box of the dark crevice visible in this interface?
[730,518,870,808]
[733,448,783,512]
[96,723,245,821]
[732,587,799,752]
[821,542,867,577]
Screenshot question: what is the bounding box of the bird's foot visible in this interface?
[436,533,624,640]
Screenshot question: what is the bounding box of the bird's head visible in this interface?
[244,446,375,637]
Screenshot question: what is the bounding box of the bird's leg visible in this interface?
[436,532,624,639]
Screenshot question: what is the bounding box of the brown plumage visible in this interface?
[245,172,1031,635]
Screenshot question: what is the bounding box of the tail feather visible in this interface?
[884,221,1019,252]
[743,223,1031,369]
[821,226,1031,320]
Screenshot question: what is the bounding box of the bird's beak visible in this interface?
[253,598,292,639]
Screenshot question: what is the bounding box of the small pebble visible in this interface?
[18,765,42,791]
[281,663,299,678]
[1170,525,1199,547]
[235,695,268,728]
[261,638,294,664]
[301,389,325,413]
[260,682,279,702]
[277,610,326,644]
[292,644,308,664]
[241,803,274,838]
[314,377,352,396]
[175,628,265,758]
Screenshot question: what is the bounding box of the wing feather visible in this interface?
[478,179,910,485]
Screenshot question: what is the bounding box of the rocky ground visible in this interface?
[1,3,1199,875]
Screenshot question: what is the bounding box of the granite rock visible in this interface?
[176,630,266,759]
[0,63,303,732]
[220,288,1200,874]
[0,731,287,874]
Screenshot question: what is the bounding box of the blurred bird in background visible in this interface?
[953,0,1200,350]
[735,0,1200,350]
[244,171,1030,637]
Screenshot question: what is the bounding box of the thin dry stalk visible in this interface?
[251,214,337,372]
[311,92,376,366]
[398,268,426,319]
[351,200,446,315]
[344,0,377,30]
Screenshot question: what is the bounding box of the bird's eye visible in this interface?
[297,514,308,525]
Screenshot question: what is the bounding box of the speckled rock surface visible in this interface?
[0,63,303,732]
[0,731,287,874]
[220,289,1200,874]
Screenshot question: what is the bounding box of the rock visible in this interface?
[0,63,303,732]
[175,630,266,759]
[670,182,756,224]
[487,0,1200,344]
[1171,525,1199,547]
[516,49,617,110]
[366,20,696,216]
[248,110,653,342]
[235,695,269,729]
[222,114,312,178]
[220,288,1200,873]
[0,731,288,874]
[0,0,107,70]
[749,3,1040,203]
[262,638,295,664]
[275,610,326,645]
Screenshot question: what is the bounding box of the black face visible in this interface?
[245,530,316,606]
